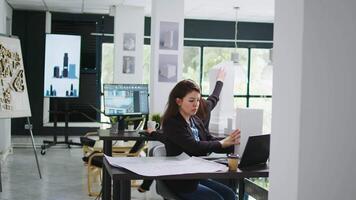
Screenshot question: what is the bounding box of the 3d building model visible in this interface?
[159,63,176,79]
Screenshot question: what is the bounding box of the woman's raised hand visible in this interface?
[219,129,241,148]
[216,67,226,82]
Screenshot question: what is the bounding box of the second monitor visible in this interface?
[103,84,149,116]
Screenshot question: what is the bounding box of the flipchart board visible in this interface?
[0,35,31,119]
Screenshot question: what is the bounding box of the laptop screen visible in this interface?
[239,134,270,169]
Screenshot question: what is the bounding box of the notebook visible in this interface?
[238,134,270,169]
[234,108,264,155]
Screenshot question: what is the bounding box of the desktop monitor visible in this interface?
[103,84,149,116]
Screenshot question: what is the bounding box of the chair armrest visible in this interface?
[84,132,98,137]
[88,152,104,166]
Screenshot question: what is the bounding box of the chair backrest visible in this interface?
[151,144,182,200]
[150,144,166,157]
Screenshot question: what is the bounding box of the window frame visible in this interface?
[183,40,273,107]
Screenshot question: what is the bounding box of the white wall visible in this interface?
[113,5,144,84]
[270,0,356,199]
[42,11,51,124]
[0,0,13,159]
[149,0,184,114]
[0,0,12,35]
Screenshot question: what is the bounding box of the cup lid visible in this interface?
[227,154,239,159]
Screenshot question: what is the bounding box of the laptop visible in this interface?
[238,134,270,169]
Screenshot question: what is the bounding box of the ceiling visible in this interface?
[6,0,274,23]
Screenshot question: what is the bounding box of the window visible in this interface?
[234,98,247,109]
[202,47,248,95]
[101,43,114,85]
[143,45,151,84]
[249,48,273,133]
[100,43,114,123]
[249,97,272,134]
[182,46,201,83]
[250,49,273,95]
[198,46,272,133]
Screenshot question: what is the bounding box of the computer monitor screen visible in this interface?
[103,84,149,116]
[43,34,81,98]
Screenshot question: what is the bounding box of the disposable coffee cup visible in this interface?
[227,154,239,171]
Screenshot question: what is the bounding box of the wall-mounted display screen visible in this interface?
[43,34,81,98]
[103,84,149,116]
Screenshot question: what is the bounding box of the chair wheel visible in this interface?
[41,149,46,155]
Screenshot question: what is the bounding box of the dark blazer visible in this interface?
[162,113,233,193]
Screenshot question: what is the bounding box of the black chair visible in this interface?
[151,144,182,200]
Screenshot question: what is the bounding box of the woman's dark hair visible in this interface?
[162,79,201,126]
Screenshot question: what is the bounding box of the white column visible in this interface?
[150,0,184,114]
[42,11,51,124]
[270,0,356,199]
[113,5,144,84]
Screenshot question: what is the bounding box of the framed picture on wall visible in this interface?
[159,21,179,50]
[122,56,135,74]
[123,33,136,51]
[158,54,177,82]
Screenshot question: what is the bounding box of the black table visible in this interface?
[98,129,157,200]
[103,158,268,200]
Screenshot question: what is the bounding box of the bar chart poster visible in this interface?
[43,34,81,98]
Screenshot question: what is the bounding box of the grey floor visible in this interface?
[0,138,162,200]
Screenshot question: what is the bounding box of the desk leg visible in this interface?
[119,180,131,200]
[113,180,119,200]
[238,178,245,200]
[102,140,112,200]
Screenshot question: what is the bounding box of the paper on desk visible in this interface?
[104,154,228,177]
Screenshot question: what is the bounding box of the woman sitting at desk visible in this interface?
[139,68,228,193]
[147,79,240,200]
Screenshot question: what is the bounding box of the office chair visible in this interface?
[80,131,98,157]
[87,140,147,196]
[151,144,182,200]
